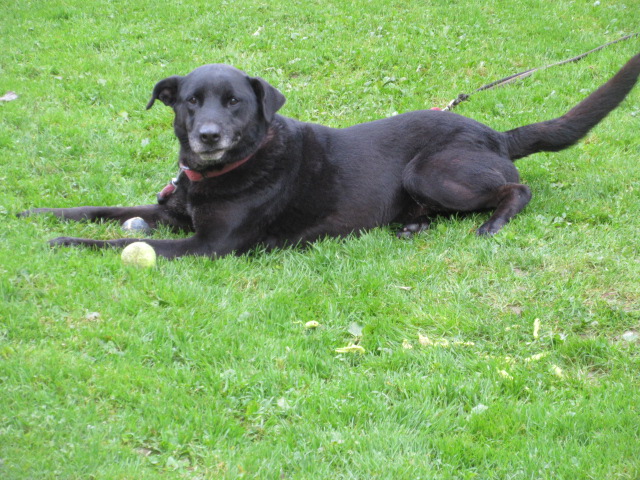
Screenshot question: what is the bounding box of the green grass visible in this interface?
[2,0,640,478]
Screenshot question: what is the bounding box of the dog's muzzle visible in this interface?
[189,123,236,164]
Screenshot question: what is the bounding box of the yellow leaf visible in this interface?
[533,318,541,339]
[524,352,548,362]
[335,344,365,354]
[551,364,564,378]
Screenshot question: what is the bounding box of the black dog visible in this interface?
[21,53,640,258]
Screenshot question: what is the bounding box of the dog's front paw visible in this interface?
[18,207,65,219]
[49,236,83,247]
[16,208,40,218]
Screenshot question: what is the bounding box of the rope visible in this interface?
[442,32,639,111]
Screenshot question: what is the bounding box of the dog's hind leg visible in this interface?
[474,183,531,235]
[402,150,531,235]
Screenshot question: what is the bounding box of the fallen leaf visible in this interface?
[394,285,412,291]
[0,91,18,102]
[470,403,489,415]
[418,334,474,347]
[335,344,365,354]
[402,339,413,349]
[135,447,156,457]
[524,352,548,362]
[533,318,541,339]
[452,340,475,346]
[347,322,363,337]
[551,364,564,378]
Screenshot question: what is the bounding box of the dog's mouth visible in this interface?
[188,133,242,168]
[194,149,227,162]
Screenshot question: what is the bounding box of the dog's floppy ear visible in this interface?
[146,75,182,109]
[249,76,286,122]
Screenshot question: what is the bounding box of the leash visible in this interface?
[442,32,639,111]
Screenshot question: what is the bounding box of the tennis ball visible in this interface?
[122,217,151,234]
[121,242,156,268]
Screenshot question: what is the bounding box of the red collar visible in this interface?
[156,156,251,204]
[157,131,274,204]
[179,154,253,181]
[157,153,254,204]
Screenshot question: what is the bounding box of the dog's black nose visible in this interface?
[199,124,222,145]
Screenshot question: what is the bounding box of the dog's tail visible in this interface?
[505,52,640,161]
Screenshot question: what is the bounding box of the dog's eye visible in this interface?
[228,97,239,106]
[187,96,198,105]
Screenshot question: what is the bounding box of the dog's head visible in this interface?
[147,64,286,171]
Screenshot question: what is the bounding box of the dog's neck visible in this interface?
[180,128,275,182]
[157,128,276,204]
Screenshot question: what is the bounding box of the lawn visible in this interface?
[1,0,640,478]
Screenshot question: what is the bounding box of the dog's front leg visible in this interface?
[19,204,193,232]
[49,233,240,259]
[49,203,261,258]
